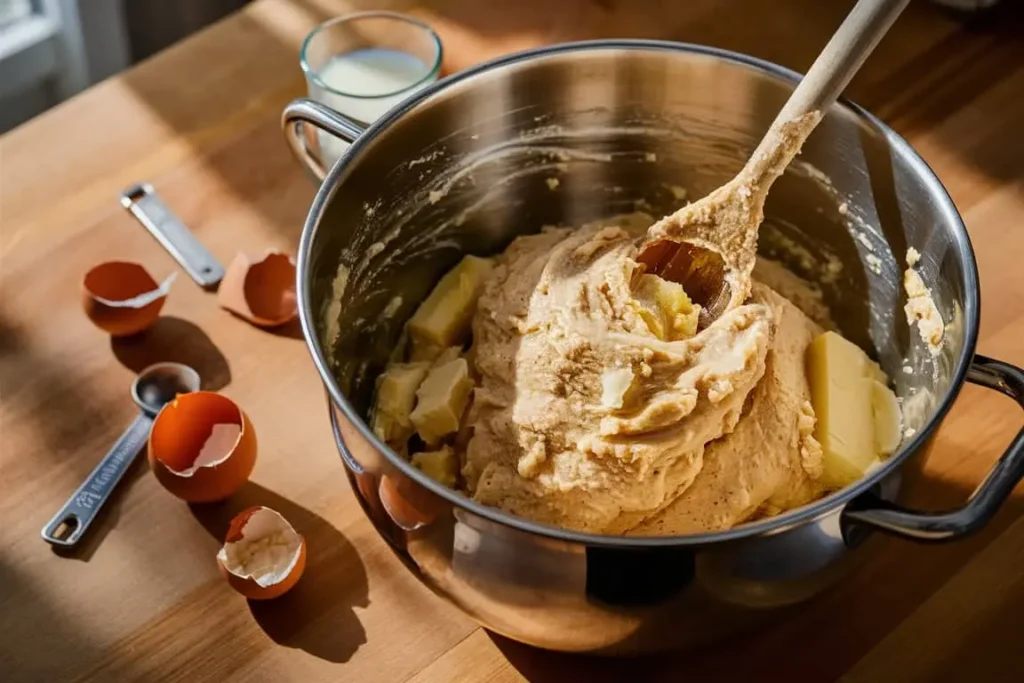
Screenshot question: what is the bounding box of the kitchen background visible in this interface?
[0,0,1002,134]
[0,0,249,132]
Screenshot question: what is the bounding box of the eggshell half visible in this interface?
[148,391,257,502]
[217,506,306,600]
[218,251,297,327]
[82,261,175,336]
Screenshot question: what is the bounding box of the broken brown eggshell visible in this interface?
[148,391,257,503]
[82,261,175,336]
[217,506,306,600]
[217,251,297,328]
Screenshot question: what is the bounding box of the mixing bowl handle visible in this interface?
[281,98,367,182]
[843,354,1024,542]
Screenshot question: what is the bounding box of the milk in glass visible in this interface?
[312,48,435,166]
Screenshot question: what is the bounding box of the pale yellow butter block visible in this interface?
[431,345,464,368]
[371,413,400,448]
[376,362,431,419]
[410,358,474,446]
[408,256,493,356]
[600,367,634,409]
[372,361,431,447]
[806,331,875,489]
[865,358,888,385]
[633,273,700,340]
[870,379,902,454]
[411,446,458,487]
[408,340,443,363]
[410,343,463,367]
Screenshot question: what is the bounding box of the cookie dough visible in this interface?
[371,213,899,535]
[459,214,822,533]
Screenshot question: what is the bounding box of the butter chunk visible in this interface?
[410,358,474,446]
[431,345,464,368]
[408,256,493,357]
[865,359,888,385]
[806,331,875,489]
[871,379,902,455]
[601,367,634,409]
[411,446,458,488]
[633,273,699,340]
[408,341,443,363]
[372,361,431,447]
[410,343,463,368]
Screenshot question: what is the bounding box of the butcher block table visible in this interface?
[2,1,1022,681]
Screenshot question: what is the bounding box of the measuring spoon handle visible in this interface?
[121,184,224,288]
[41,413,153,547]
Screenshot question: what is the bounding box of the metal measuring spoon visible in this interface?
[42,362,201,548]
[121,184,224,288]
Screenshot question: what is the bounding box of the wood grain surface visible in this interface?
[1,1,1022,681]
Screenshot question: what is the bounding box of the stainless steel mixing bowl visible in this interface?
[283,41,1024,654]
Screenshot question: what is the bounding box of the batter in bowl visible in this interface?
[370,212,901,535]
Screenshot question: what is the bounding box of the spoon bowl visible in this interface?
[132,362,202,414]
[636,239,730,329]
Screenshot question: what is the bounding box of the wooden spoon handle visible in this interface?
[746,0,910,183]
[780,0,909,121]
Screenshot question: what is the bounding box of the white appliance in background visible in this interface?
[0,0,247,133]
[0,0,127,131]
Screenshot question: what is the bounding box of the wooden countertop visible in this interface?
[2,1,1022,681]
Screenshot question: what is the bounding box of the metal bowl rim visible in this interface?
[296,38,980,548]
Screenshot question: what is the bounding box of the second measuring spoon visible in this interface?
[42,362,201,548]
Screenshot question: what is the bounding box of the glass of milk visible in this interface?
[300,12,443,168]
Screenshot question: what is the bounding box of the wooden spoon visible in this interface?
[638,0,910,328]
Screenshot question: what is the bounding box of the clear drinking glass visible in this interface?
[300,12,443,167]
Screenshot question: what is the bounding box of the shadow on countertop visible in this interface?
[111,315,232,391]
[190,481,370,664]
